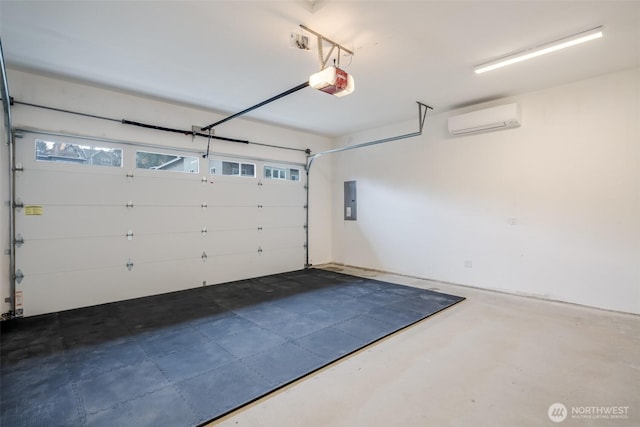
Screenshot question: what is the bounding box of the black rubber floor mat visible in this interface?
[0,268,464,426]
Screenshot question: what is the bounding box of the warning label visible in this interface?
[15,291,23,307]
[25,205,43,215]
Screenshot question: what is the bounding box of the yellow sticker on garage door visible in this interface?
[25,205,43,215]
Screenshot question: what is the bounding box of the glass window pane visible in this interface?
[289,168,300,181]
[222,161,240,175]
[265,166,289,180]
[136,150,198,173]
[209,159,222,175]
[36,139,122,168]
[240,163,255,177]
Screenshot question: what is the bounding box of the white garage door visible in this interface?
[13,130,307,316]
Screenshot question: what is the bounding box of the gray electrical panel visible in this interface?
[344,180,357,220]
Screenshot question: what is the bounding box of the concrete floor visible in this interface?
[210,265,639,427]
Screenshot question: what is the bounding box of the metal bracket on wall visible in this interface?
[14,234,24,248]
[306,101,432,171]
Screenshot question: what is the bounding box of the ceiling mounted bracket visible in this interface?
[299,24,354,71]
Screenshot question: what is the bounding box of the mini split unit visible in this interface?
[447,103,521,136]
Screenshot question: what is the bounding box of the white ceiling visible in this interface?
[1,1,639,137]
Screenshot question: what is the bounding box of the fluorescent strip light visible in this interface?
[475,26,603,74]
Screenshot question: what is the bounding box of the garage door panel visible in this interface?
[208,207,259,229]
[254,247,305,277]
[260,207,305,228]
[16,237,127,275]
[126,234,204,263]
[204,252,263,285]
[19,265,142,316]
[207,180,259,204]
[203,229,259,257]
[260,182,304,206]
[16,205,128,239]
[125,259,205,293]
[17,169,125,206]
[20,260,205,316]
[130,175,204,206]
[127,207,208,234]
[260,227,304,249]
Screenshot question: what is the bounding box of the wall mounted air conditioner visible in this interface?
[448,103,521,136]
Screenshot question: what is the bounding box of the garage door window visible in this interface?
[136,150,199,173]
[209,159,256,177]
[35,139,123,168]
[264,166,300,181]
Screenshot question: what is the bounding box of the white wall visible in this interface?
[0,68,334,315]
[331,68,640,314]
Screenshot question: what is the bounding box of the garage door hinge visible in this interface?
[303,204,308,209]
[257,181,263,186]
[126,201,134,208]
[257,226,263,231]
[257,204,263,208]
[126,230,134,240]
[126,259,134,271]
[201,202,208,209]
[14,234,24,248]
[303,224,308,229]
[15,269,24,284]
[201,176,208,184]
[13,201,24,209]
[126,172,134,179]
[201,251,208,262]
[257,246,263,254]
[13,165,24,173]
